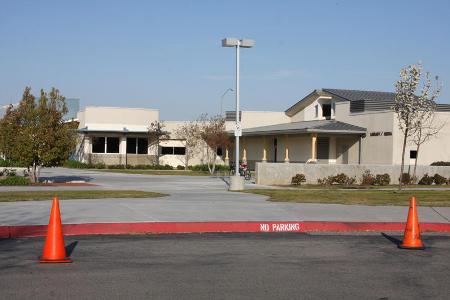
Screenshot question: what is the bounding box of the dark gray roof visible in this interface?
[322,89,396,102]
[285,88,450,114]
[238,120,366,136]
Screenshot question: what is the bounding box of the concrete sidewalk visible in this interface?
[0,168,449,226]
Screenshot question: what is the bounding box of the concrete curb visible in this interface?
[1,221,450,238]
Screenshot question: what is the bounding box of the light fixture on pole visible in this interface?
[220,88,234,116]
[221,37,255,190]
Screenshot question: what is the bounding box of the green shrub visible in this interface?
[107,164,126,169]
[189,164,209,172]
[0,159,24,167]
[361,170,375,185]
[400,173,412,185]
[291,174,306,185]
[430,161,450,166]
[318,174,355,185]
[375,173,390,186]
[418,173,434,185]
[0,176,30,186]
[433,174,447,185]
[63,160,91,168]
[176,165,185,170]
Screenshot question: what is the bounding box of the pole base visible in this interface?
[398,244,425,250]
[229,176,245,191]
[39,257,73,263]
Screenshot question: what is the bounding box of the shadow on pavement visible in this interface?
[65,241,78,257]
[39,175,93,183]
[381,232,402,246]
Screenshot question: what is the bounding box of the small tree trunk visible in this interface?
[413,144,421,183]
[156,136,160,166]
[185,148,189,170]
[30,163,38,183]
[399,130,408,190]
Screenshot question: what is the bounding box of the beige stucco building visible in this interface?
[75,107,225,167]
[224,89,450,169]
[75,89,450,169]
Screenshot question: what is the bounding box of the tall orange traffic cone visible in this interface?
[39,196,72,263]
[398,196,425,250]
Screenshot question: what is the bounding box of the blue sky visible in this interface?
[1,0,449,120]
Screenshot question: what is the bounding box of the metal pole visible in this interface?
[235,42,240,176]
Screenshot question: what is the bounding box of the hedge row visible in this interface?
[63,160,230,172]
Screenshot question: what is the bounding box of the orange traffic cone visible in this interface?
[39,196,72,263]
[398,196,425,250]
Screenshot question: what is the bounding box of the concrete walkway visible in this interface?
[0,168,449,226]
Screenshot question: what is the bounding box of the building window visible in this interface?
[410,150,417,159]
[161,147,173,155]
[217,147,223,156]
[137,138,148,154]
[127,138,149,154]
[92,137,105,153]
[332,102,336,115]
[315,104,319,118]
[106,137,120,153]
[126,138,137,154]
[161,146,186,155]
[173,147,186,155]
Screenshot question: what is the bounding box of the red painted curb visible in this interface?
[1,221,450,238]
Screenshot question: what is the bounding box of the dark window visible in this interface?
[106,137,120,153]
[161,147,173,155]
[314,105,319,117]
[173,147,186,155]
[92,137,105,153]
[137,138,148,154]
[383,132,392,136]
[410,150,417,159]
[322,104,331,120]
[126,138,137,154]
[217,147,223,156]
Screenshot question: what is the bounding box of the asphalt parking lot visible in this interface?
[1,233,449,300]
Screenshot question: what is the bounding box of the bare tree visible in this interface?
[411,114,444,180]
[148,121,169,165]
[198,114,230,175]
[394,63,442,189]
[174,121,201,170]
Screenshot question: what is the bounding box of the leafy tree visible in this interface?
[0,87,77,182]
[198,114,230,175]
[394,63,442,189]
[174,121,201,170]
[148,121,169,165]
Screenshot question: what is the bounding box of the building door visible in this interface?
[317,137,330,160]
[341,144,349,164]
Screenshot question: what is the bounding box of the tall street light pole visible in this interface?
[222,38,255,190]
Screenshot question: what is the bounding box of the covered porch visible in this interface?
[225,120,366,170]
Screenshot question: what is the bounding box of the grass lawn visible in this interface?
[99,169,216,176]
[244,189,450,206]
[0,190,167,202]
